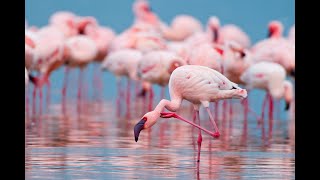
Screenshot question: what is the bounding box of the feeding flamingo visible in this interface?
[134,65,247,164]
[240,61,294,122]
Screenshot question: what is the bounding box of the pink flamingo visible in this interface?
[240,62,294,126]
[134,65,247,164]
[101,49,143,117]
[77,16,116,100]
[251,21,295,77]
[63,35,98,114]
[49,11,78,38]
[133,0,161,29]
[30,25,66,116]
[207,16,251,48]
[137,50,185,110]
[160,15,203,41]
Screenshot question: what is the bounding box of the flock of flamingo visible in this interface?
[25,0,295,164]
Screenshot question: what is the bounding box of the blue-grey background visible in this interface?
[25,0,295,116]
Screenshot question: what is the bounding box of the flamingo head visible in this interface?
[134,111,160,142]
[268,20,283,38]
[133,0,159,25]
[208,16,220,42]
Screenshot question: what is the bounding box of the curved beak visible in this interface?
[285,101,290,111]
[134,119,146,142]
[290,69,295,77]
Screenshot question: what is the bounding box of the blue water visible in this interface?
[25,1,295,179]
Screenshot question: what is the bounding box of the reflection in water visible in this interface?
[26,99,295,180]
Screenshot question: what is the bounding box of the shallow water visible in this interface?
[25,93,295,180]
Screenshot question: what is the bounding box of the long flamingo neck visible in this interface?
[154,99,181,113]
[284,80,293,102]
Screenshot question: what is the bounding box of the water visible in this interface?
[25,88,295,179]
[25,1,295,179]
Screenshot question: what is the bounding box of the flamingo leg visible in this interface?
[116,78,123,117]
[148,86,154,111]
[229,99,233,121]
[214,101,219,126]
[195,109,202,163]
[62,67,69,115]
[46,80,50,113]
[260,93,269,125]
[77,68,84,114]
[206,107,221,137]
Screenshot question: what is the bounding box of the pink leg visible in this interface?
[116,79,122,117]
[206,107,220,137]
[194,110,202,162]
[222,100,227,121]
[77,68,84,114]
[160,112,219,138]
[39,86,43,119]
[46,80,50,112]
[214,101,219,126]
[148,87,154,111]
[126,79,131,118]
[260,93,269,125]
[268,94,274,138]
[62,67,69,115]
[229,99,233,120]
[268,94,274,121]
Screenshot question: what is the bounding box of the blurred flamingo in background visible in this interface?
[137,50,185,111]
[29,25,66,116]
[206,16,251,48]
[63,35,98,114]
[76,16,116,101]
[101,49,143,118]
[251,21,295,77]
[160,15,203,41]
[240,61,294,129]
[134,65,247,165]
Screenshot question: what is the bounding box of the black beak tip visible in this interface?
[133,119,146,142]
[290,69,295,77]
[285,102,290,111]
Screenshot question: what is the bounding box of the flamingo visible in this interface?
[134,65,248,164]
[49,11,78,38]
[133,0,161,29]
[137,50,185,110]
[30,25,66,115]
[63,35,98,113]
[186,43,223,72]
[160,15,203,41]
[207,16,251,48]
[240,62,294,123]
[251,21,295,77]
[77,16,116,100]
[101,49,143,117]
